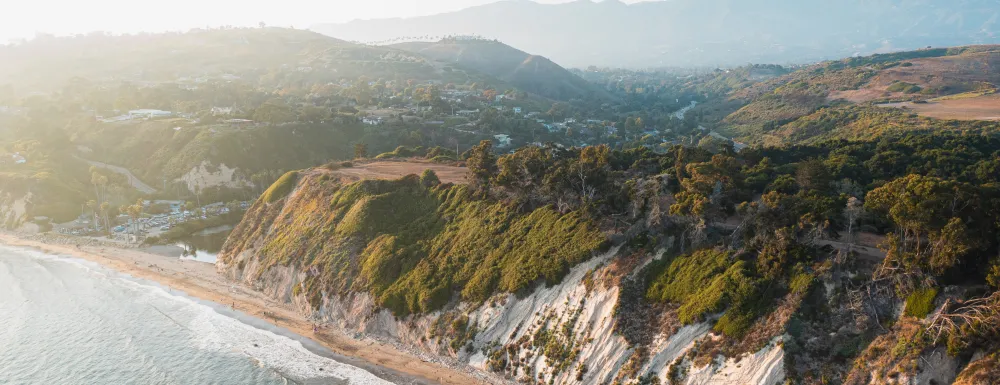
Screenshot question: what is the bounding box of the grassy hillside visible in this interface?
[392,39,612,102]
[221,170,606,315]
[717,45,1000,144]
[76,121,369,186]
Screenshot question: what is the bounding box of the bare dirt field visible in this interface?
[831,51,1000,104]
[332,159,468,184]
[878,94,1000,121]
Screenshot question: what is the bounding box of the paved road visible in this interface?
[80,157,158,194]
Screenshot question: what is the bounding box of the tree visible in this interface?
[796,159,832,192]
[100,202,111,236]
[547,102,571,121]
[420,169,440,187]
[866,174,979,281]
[571,145,610,205]
[86,200,99,230]
[843,196,865,250]
[354,143,369,159]
[481,89,496,102]
[466,140,497,195]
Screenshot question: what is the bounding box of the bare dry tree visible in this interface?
[927,291,1000,343]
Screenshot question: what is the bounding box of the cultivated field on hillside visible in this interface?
[879,94,1000,121]
[330,160,468,184]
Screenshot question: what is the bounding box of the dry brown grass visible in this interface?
[879,95,1000,121]
[833,52,1000,104]
[326,159,468,184]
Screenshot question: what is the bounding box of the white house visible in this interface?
[362,117,384,125]
[211,107,234,116]
[513,107,522,114]
[12,153,26,164]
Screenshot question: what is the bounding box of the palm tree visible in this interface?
[86,200,99,231]
[100,202,111,237]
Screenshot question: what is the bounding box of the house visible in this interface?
[211,107,234,116]
[362,117,384,125]
[494,134,513,148]
[12,153,26,164]
[128,109,173,120]
[456,109,480,116]
[495,95,506,103]
[513,107,522,114]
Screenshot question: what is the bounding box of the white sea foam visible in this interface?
[1,245,394,385]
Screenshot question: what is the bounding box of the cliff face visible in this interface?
[219,166,986,385]
[217,168,794,384]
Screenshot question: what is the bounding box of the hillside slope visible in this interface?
[714,45,1000,144]
[392,39,611,101]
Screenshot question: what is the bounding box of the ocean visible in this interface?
[0,245,398,385]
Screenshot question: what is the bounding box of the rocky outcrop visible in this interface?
[177,161,249,193]
[0,191,31,229]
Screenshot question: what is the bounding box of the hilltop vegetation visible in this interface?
[222,129,1000,382]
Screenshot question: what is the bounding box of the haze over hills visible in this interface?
[313,0,1000,68]
[391,38,611,101]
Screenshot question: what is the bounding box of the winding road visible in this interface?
[79,157,158,194]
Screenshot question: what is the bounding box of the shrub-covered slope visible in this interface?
[219,168,606,315]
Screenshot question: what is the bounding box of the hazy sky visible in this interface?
[0,0,645,43]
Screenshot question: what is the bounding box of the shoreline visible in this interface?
[0,232,488,385]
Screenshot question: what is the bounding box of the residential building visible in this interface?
[211,107,234,116]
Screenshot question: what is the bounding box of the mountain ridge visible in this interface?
[312,0,1000,68]
[390,38,611,101]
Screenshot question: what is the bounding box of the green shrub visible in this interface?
[429,155,456,163]
[261,171,299,203]
[904,287,938,318]
[887,81,922,94]
[420,169,440,187]
[645,249,765,338]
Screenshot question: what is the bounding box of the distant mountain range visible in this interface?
[312,0,1000,68]
[391,39,611,101]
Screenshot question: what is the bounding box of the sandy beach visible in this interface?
[0,232,488,385]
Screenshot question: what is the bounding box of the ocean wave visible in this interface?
[1,244,393,385]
